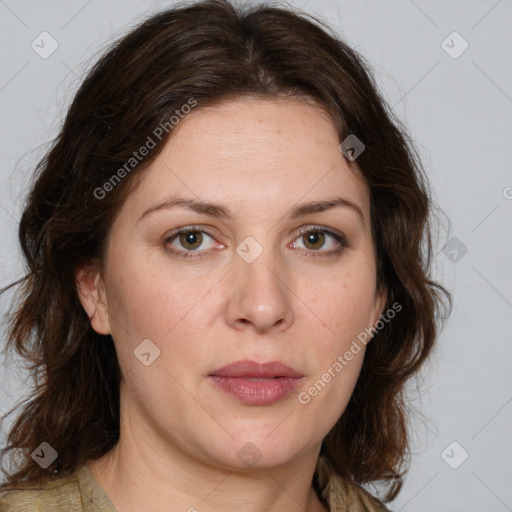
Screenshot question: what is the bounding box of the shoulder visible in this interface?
[325,472,393,512]
[0,470,83,512]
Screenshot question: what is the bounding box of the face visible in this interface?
[78,97,385,471]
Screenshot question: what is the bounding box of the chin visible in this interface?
[201,430,315,472]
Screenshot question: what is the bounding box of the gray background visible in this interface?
[1,0,511,510]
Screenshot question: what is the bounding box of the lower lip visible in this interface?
[209,376,302,405]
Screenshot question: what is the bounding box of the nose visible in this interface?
[225,244,294,334]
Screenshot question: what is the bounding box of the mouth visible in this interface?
[208,359,303,405]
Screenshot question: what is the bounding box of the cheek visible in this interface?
[105,257,204,341]
[105,258,220,402]
[304,266,378,348]
[294,262,376,419]
[297,344,365,440]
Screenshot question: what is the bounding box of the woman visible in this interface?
[0,0,450,510]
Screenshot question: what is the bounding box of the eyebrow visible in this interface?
[137,195,365,224]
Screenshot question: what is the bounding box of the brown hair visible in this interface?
[0,0,450,506]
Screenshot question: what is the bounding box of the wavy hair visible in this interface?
[0,0,450,506]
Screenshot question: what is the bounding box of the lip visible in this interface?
[208,359,303,405]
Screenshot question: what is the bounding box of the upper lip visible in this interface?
[209,359,303,378]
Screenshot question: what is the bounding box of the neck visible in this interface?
[86,403,328,512]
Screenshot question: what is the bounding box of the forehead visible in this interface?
[124,96,370,222]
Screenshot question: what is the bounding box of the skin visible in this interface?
[77,96,386,512]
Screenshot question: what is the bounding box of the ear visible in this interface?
[372,290,387,325]
[370,287,387,331]
[75,262,111,335]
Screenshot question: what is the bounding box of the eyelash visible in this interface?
[163,225,348,260]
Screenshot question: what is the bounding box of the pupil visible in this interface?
[181,231,202,249]
[305,231,324,249]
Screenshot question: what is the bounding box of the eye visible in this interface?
[164,225,347,260]
[291,226,347,257]
[164,227,222,258]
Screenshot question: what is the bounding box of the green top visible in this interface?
[0,465,117,512]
